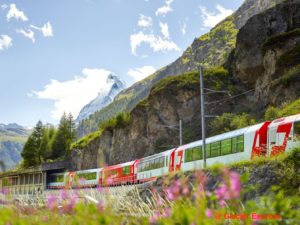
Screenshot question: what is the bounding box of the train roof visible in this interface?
[104,160,136,170]
[184,122,267,149]
[139,148,175,163]
[269,114,300,129]
[75,168,102,174]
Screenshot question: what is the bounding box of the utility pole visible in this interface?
[179,119,182,146]
[200,67,207,168]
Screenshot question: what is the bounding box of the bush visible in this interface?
[264,98,300,120]
[210,113,256,136]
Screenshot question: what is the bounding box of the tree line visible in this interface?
[21,113,76,168]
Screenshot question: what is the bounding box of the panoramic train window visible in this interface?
[138,156,165,172]
[185,147,202,162]
[77,172,97,180]
[294,122,300,141]
[210,141,221,157]
[122,166,131,175]
[232,135,244,152]
[221,139,232,155]
[50,174,64,183]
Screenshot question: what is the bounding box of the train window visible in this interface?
[50,174,64,183]
[193,147,202,161]
[294,122,300,141]
[206,144,211,158]
[78,172,97,180]
[122,166,131,175]
[185,147,202,162]
[165,156,168,167]
[221,139,232,155]
[210,141,221,157]
[237,135,244,152]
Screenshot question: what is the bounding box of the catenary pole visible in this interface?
[179,119,182,146]
[200,67,207,168]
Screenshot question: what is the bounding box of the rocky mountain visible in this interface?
[0,123,31,171]
[77,0,285,137]
[70,0,300,170]
[76,73,125,126]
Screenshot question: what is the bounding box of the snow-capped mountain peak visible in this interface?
[76,73,125,123]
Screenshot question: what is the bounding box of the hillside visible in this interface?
[0,124,30,171]
[77,0,285,137]
[70,0,300,170]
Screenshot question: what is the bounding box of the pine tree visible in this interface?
[21,120,44,167]
[51,112,76,159]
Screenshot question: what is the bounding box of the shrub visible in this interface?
[210,113,256,136]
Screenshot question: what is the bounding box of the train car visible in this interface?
[137,149,173,182]
[47,172,65,189]
[65,168,101,188]
[268,114,300,156]
[101,160,139,186]
[178,121,271,172]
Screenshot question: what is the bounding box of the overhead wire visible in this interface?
[205,89,255,105]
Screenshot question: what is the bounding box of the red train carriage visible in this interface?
[101,160,139,186]
[268,114,300,156]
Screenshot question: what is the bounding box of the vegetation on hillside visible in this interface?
[71,112,130,149]
[21,113,76,168]
[210,113,257,136]
[265,98,300,120]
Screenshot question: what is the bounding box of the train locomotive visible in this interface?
[47,114,300,189]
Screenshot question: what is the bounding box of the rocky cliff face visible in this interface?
[227,0,300,112]
[78,0,284,136]
[71,0,300,170]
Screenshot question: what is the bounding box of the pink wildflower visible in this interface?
[97,200,104,212]
[46,194,57,211]
[1,188,9,195]
[163,207,171,218]
[205,209,213,218]
[59,189,69,200]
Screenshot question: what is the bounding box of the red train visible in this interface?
[47,114,300,189]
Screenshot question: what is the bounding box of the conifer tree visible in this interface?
[51,112,76,159]
[21,120,44,167]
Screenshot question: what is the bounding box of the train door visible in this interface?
[294,121,300,141]
[269,123,292,156]
[174,149,183,171]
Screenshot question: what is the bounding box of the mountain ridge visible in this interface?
[77,0,285,137]
[76,73,125,126]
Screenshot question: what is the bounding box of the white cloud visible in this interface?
[31,68,113,120]
[0,35,13,51]
[127,66,156,82]
[199,4,233,28]
[30,22,53,37]
[159,22,170,39]
[138,14,153,28]
[155,0,173,17]
[6,4,28,22]
[130,31,180,56]
[16,29,35,43]
[181,22,187,35]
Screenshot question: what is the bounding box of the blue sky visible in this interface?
[0,0,243,127]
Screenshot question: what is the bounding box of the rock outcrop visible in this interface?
[227,0,300,110]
